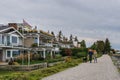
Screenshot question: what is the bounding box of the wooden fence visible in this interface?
[0,63,47,71]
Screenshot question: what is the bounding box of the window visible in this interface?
[12,50,19,57]
[12,36,17,43]
[0,34,2,44]
[7,36,10,46]
[34,37,38,43]
[2,35,4,44]
[7,51,11,58]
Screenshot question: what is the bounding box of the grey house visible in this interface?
[0,25,24,62]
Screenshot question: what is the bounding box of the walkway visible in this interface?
[42,55,120,80]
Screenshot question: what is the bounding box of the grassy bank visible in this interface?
[0,53,103,80]
[0,58,82,80]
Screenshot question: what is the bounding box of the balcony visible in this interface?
[39,43,53,48]
[0,42,23,48]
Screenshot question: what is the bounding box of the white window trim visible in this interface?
[11,34,19,45]
[6,50,19,59]
[6,50,12,59]
[0,34,2,44]
[12,50,20,58]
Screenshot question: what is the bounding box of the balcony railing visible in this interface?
[0,42,23,47]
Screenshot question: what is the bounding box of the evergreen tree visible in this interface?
[58,31,62,42]
[81,40,86,48]
[104,38,111,53]
[96,40,105,53]
[69,34,73,42]
[51,31,56,42]
[90,42,97,50]
[74,36,78,42]
[51,31,55,36]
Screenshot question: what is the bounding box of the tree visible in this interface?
[104,38,111,53]
[74,36,78,42]
[58,31,62,42]
[65,48,72,56]
[96,40,105,53]
[80,40,86,48]
[69,34,73,42]
[51,31,55,36]
[90,41,105,53]
[90,42,97,50]
[51,31,56,42]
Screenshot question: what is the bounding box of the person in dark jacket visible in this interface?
[88,49,93,63]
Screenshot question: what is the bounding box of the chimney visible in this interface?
[8,23,18,29]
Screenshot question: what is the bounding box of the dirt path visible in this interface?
[42,55,120,80]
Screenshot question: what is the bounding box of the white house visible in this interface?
[0,26,24,62]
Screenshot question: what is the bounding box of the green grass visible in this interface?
[18,58,64,65]
[0,71,15,75]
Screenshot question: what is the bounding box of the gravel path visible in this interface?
[42,55,120,80]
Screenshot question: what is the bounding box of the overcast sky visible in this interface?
[0,0,120,49]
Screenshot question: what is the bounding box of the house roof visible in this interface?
[40,30,54,37]
[0,25,9,30]
[0,25,24,38]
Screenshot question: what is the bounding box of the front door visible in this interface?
[0,50,3,62]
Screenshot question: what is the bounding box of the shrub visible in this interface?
[60,48,88,57]
[76,52,87,58]
[31,43,38,47]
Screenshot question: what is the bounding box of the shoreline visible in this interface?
[111,55,120,73]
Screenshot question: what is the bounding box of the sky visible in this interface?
[0,0,120,50]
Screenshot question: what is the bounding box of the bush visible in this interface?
[60,48,88,57]
[31,43,38,47]
[55,54,62,59]
[46,58,64,63]
[71,48,88,56]
[76,52,87,58]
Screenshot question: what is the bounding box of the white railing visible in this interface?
[39,43,53,47]
[0,42,23,47]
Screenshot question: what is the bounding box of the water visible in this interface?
[111,56,120,68]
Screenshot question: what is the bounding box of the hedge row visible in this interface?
[60,48,88,58]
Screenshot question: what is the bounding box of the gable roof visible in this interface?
[0,25,24,38]
[0,25,9,30]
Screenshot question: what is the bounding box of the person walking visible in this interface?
[93,50,97,63]
[88,49,93,63]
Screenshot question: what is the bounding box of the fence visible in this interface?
[0,63,47,71]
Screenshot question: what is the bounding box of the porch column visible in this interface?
[37,34,40,47]
[43,48,46,59]
[28,51,30,66]
[50,50,53,59]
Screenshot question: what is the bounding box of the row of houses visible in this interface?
[0,21,80,62]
